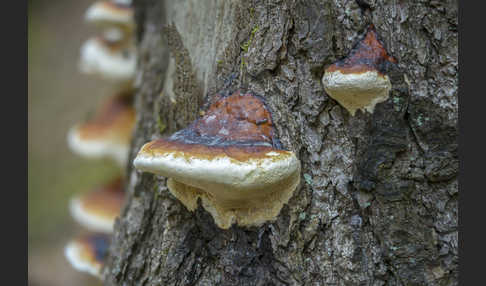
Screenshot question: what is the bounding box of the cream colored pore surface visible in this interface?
[134,147,301,228]
[167,172,300,229]
[322,70,391,116]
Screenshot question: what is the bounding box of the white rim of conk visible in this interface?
[134,147,300,191]
[322,70,390,89]
[67,126,129,167]
[85,1,133,26]
[69,197,115,233]
[64,240,102,278]
[79,38,136,81]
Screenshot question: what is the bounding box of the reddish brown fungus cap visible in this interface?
[134,91,301,229]
[191,91,277,144]
[69,177,125,233]
[145,90,282,161]
[85,1,134,30]
[326,25,396,75]
[67,91,135,165]
[322,25,396,116]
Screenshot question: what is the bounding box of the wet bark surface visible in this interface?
[104,0,458,285]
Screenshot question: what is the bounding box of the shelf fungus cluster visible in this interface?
[64,177,125,279]
[64,0,136,281]
[134,91,301,229]
[64,178,123,278]
[79,0,136,82]
[322,25,397,116]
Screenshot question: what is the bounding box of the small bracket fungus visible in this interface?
[134,91,301,229]
[322,25,397,116]
[67,92,135,166]
[64,233,110,279]
[69,177,124,233]
[85,1,134,32]
[79,37,136,81]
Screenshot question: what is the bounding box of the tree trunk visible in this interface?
[104,0,458,285]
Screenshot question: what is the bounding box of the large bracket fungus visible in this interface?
[134,91,301,229]
[322,25,397,116]
[81,1,136,82]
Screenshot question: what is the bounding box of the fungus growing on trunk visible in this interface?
[69,177,125,233]
[79,37,136,81]
[134,91,301,229]
[322,25,397,116]
[85,1,134,30]
[64,233,110,279]
[67,92,135,166]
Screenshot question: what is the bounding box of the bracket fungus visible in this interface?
[134,91,301,229]
[322,25,397,116]
[85,1,134,31]
[79,37,136,81]
[67,92,135,166]
[64,233,110,278]
[69,177,124,233]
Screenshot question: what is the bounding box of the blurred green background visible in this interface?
[28,0,123,285]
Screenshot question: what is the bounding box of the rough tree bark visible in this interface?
[104,0,458,285]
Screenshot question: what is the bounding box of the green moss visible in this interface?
[249,8,255,18]
[216,59,225,72]
[157,116,167,133]
[240,25,259,70]
[240,58,247,70]
[153,189,158,201]
[241,26,259,52]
